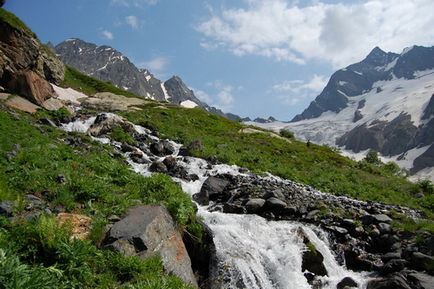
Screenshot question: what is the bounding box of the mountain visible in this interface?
[55,38,243,120]
[55,38,168,101]
[260,46,434,180]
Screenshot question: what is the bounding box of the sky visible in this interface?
[4,0,434,120]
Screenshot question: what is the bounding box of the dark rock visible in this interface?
[103,205,198,287]
[381,252,402,262]
[163,156,177,170]
[130,150,148,164]
[245,198,266,213]
[121,143,136,152]
[410,252,434,273]
[302,243,328,277]
[381,259,407,274]
[149,161,168,173]
[0,201,13,217]
[344,249,376,271]
[263,189,285,200]
[362,214,392,225]
[223,203,246,214]
[25,194,44,210]
[378,223,392,234]
[38,118,57,127]
[337,277,358,289]
[150,141,165,156]
[327,226,348,236]
[407,272,434,289]
[264,197,287,212]
[193,176,229,206]
[367,273,411,289]
[56,174,66,184]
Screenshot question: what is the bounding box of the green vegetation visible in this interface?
[61,66,140,98]
[0,109,199,288]
[121,104,434,217]
[0,8,37,38]
[364,149,381,165]
[279,128,295,139]
[0,215,192,289]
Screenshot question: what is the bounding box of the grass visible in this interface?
[0,108,200,288]
[61,66,141,98]
[0,215,193,289]
[0,8,37,38]
[121,104,434,217]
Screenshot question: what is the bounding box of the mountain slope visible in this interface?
[256,46,434,180]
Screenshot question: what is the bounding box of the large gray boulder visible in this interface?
[193,176,229,205]
[104,205,198,287]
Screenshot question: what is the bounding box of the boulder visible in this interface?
[5,93,40,114]
[367,273,411,289]
[41,97,64,111]
[103,205,197,287]
[0,201,13,217]
[264,197,287,213]
[362,214,392,225]
[8,70,56,105]
[302,242,328,277]
[337,277,358,289]
[407,272,434,289]
[150,141,166,156]
[193,176,229,206]
[381,259,407,274]
[88,113,133,137]
[149,161,168,173]
[410,252,434,273]
[245,198,266,213]
[163,156,177,170]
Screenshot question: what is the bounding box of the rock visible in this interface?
[163,156,177,170]
[108,215,121,223]
[245,198,266,213]
[121,143,136,153]
[103,205,197,287]
[41,98,64,111]
[410,252,434,273]
[337,277,358,289]
[5,95,40,114]
[150,141,165,156]
[25,194,44,210]
[302,242,328,277]
[264,197,287,213]
[38,118,57,127]
[362,214,392,225]
[327,226,348,236]
[149,161,168,173]
[105,239,136,256]
[57,213,92,240]
[0,201,13,217]
[378,223,392,234]
[88,113,131,137]
[263,189,285,200]
[130,150,148,164]
[193,176,229,206]
[367,273,411,289]
[407,272,434,289]
[381,259,407,274]
[223,203,245,214]
[81,92,146,111]
[8,71,56,105]
[381,252,402,262]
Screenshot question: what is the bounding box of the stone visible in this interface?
[103,205,197,287]
[193,176,229,206]
[373,214,393,224]
[245,198,266,213]
[337,277,358,289]
[38,118,57,127]
[41,97,64,111]
[57,213,92,240]
[163,156,177,170]
[0,201,13,217]
[149,161,168,173]
[378,223,392,234]
[5,95,40,113]
[25,194,44,210]
[302,243,328,277]
[381,252,402,262]
[88,113,132,137]
[150,141,166,156]
[263,189,285,200]
[0,92,9,100]
[8,71,56,105]
[264,197,287,212]
[130,150,148,164]
[81,93,145,111]
[407,272,434,289]
[410,252,434,273]
[367,273,411,289]
[381,259,407,274]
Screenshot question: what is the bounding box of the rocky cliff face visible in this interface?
[55,39,166,101]
[0,9,64,104]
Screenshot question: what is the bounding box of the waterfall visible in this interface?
[62,114,369,289]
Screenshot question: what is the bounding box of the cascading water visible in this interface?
[63,114,369,289]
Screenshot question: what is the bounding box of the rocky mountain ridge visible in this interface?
[55,38,242,120]
[256,46,434,181]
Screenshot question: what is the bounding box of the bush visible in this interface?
[279,128,294,139]
[365,149,381,165]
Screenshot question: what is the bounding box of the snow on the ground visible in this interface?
[52,84,88,104]
[180,100,198,108]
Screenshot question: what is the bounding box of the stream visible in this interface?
[62,113,369,289]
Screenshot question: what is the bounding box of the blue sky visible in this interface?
[4,0,434,120]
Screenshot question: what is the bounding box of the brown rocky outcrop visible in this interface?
[0,9,64,103]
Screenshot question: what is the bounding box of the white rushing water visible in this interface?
[63,114,369,289]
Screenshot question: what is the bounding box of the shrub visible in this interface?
[365,149,381,165]
[279,128,294,139]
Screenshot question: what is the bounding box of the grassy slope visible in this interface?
[0,8,37,38]
[0,107,197,288]
[121,104,434,215]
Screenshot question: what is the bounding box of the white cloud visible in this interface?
[194,81,236,111]
[140,56,170,74]
[125,15,140,29]
[101,30,114,40]
[197,0,434,67]
[272,74,328,105]
[111,0,158,7]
